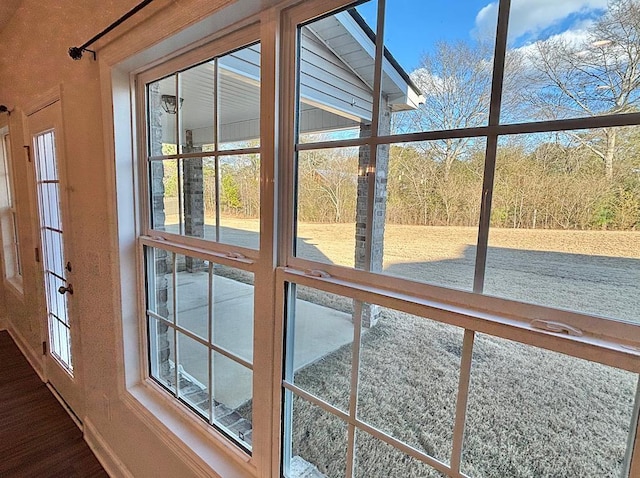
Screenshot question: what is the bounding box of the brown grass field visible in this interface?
[192,218,640,477]
[217,218,639,323]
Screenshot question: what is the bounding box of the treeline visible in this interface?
[163,132,640,231]
[297,134,640,231]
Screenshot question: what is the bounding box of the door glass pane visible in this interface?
[35,129,72,372]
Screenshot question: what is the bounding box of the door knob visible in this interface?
[58,284,74,295]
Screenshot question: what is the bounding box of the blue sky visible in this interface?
[353,0,609,73]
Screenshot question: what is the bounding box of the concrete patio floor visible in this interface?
[167,268,354,409]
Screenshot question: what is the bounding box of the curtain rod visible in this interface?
[69,0,154,60]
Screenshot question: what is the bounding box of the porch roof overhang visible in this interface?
[159,8,424,146]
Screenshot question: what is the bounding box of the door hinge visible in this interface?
[24,145,31,162]
[35,247,40,263]
[42,341,47,355]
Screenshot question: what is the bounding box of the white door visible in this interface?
[29,101,84,418]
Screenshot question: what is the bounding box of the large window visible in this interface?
[0,127,22,291]
[280,1,640,477]
[139,39,261,452]
[129,0,640,476]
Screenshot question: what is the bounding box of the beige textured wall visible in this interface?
[0,1,250,477]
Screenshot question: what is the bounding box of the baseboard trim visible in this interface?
[7,326,44,381]
[84,418,135,478]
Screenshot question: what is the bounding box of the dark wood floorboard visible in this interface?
[0,331,108,478]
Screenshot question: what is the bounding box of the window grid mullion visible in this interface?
[345,298,365,478]
[623,378,640,476]
[172,252,179,396]
[208,262,214,424]
[450,329,476,473]
[473,0,511,294]
[282,284,297,476]
[283,381,458,477]
[213,58,221,243]
[361,0,387,274]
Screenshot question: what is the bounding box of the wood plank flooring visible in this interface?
[0,331,108,477]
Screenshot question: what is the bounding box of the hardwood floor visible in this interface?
[0,331,108,477]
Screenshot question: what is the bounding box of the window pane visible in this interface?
[382,140,485,291]
[147,75,177,156]
[43,228,64,279]
[149,159,180,232]
[357,308,464,464]
[179,61,215,151]
[462,334,638,477]
[211,265,254,363]
[175,255,209,340]
[217,154,260,249]
[286,394,348,478]
[485,130,640,323]
[177,332,210,418]
[297,3,377,144]
[384,1,495,136]
[295,147,359,267]
[146,247,174,322]
[502,2,640,123]
[182,156,209,241]
[213,352,252,448]
[149,317,175,393]
[354,430,446,478]
[286,285,355,412]
[218,44,261,150]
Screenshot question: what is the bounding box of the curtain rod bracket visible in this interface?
[68,47,96,61]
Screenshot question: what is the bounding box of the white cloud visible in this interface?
[513,27,591,67]
[474,0,607,43]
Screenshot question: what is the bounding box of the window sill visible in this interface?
[123,379,256,478]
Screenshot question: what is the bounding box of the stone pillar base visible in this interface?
[353,299,380,328]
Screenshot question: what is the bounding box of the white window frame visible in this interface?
[277,0,640,477]
[0,125,23,294]
[108,0,640,476]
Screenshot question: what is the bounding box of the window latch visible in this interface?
[226,252,245,259]
[530,319,583,337]
[304,269,331,278]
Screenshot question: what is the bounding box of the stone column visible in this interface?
[149,83,172,383]
[354,97,392,327]
[183,129,205,272]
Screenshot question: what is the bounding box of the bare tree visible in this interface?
[395,41,494,181]
[525,0,640,179]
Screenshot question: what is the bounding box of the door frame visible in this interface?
[27,93,85,420]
